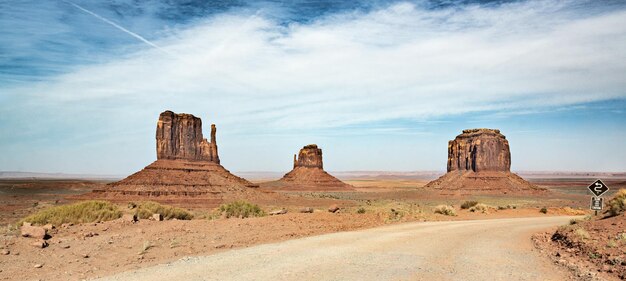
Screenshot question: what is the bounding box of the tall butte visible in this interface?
[263,144,353,191]
[89,110,261,205]
[425,129,543,193]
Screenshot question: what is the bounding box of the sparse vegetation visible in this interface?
[575,228,590,240]
[607,240,617,248]
[20,200,122,226]
[588,252,601,259]
[461,201,479,209]
[540,207,548,214]
[219,200,265,218]
[130,201,193,220]
[607,189,626,217]
[469,203,491,213]
[388,208,403,221]
[169,238,180,249]
[434,205,457,216]
[139,240,153,255]
[617,233,626,243]
[356,207,366,214]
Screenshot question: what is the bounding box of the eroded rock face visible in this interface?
[447,128,510,173]
[156,111,219,163]
[293,144,323,169]
[82,110,267,206]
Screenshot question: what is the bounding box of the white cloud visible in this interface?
[2,0,626,173]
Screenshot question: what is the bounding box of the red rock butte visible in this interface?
[425,128,543,193]
[85,110,269,206]
[262,144,354,191]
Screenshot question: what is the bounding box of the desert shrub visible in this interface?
[21,200,122,226]
[131,201,193,220]
[434,205,457,216]
[469,203,491,213]
[607,240,617,248]
[387,208,403,221]
[607,189,626,217]
[461,201,479,209]
[357,207,366,214]
[219,200,265,218]
[540,207,548,214]
[575,228,590,240]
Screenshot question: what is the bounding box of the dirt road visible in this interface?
[97,216,576,281]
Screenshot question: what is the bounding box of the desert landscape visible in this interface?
[2,0,626,280]
[0,111,624,280]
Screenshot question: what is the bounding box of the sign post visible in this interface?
[587,180,609,216]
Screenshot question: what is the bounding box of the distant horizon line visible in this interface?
[1,170,625,179]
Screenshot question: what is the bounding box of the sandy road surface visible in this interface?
[97,216,577,281]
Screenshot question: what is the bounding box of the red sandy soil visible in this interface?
[534,213,626,281]
[0,177,606,281]
[0,207,587,281]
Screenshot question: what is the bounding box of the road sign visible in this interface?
[587,179,609,197]
[590,197,603,211]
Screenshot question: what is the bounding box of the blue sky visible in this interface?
[1,0,625,174]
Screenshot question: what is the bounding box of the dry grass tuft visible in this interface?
[469,203,492,213]
[574,228,590,240]
[21,200,122,226]
[433,205,457,216]
[219,200,265,218]
[130,201,193,220]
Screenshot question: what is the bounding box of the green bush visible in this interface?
[131,201,193,220]
[460,201,478,209]
[540,207,548,214]
[607,189,626,217]
[434,205,457,216]
[219,200,265,218]
[357,207,366,214]
[21,200,122,226]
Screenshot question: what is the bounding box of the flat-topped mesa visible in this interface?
[293,144,323,169]
[447,128,510,173]
[156,110,219,163]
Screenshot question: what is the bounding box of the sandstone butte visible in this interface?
[425,128,544,193]
[85,110,270,206]
[262,144,354,191]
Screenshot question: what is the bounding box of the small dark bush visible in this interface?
[540,207,548,214]
[461,201,478,209]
